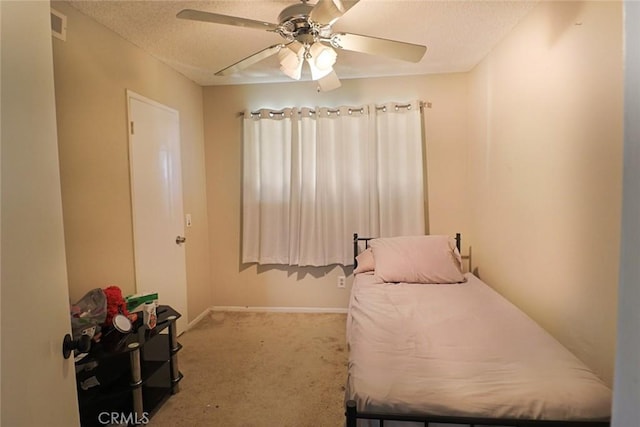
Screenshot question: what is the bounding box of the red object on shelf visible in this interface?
[103,285,131,326]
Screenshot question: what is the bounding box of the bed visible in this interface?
[344,233,612,427]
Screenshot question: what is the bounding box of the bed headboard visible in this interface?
[352,233,373,266]
[353,233,463,268]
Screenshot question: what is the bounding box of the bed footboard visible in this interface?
[345,400,610,427]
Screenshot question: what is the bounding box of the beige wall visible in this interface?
[52,2,212,322]
[467,1,622,384]
[202,74,469,308]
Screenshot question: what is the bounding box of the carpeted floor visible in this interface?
[148,311,348,427]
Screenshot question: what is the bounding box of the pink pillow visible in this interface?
[354,248,375,274]
[370,235,464,284]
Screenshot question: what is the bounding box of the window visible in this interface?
[242,101,425,267]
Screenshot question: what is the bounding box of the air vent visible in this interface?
[50,8,67,41]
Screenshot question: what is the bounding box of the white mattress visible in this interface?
[345,273,612,425]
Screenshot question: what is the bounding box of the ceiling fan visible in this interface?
[177,0,427,91]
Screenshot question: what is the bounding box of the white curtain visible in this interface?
[242,101,425,267]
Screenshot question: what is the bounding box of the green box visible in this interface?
[125,292,158,312]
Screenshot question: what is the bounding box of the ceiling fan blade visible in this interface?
[310,0,359,25]
[177,9,278,32]
[317,70,342,92]
[331,32,427,63]
[215,44,284,76]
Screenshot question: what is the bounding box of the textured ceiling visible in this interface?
[65,0,538,86]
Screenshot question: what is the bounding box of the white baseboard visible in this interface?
[185,306,213,331]
[211,306,348,314]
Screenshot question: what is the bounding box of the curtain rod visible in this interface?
[238,101,432,117]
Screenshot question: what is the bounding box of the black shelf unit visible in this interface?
[74,305,183,426]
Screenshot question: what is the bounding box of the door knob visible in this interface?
[176,236,186,245]
[63,333,91,359]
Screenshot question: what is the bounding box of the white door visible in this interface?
[1,1,80,425]
[127,91,188,333]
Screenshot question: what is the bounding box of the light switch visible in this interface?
[185,214,192,227]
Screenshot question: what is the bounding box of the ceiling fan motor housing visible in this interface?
[277,3,313,24]
[277,3,318,45]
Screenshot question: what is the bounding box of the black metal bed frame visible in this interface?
[345,400,609,427]
[347,233,611,427]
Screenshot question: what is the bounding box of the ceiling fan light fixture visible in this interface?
[307,42,337,80]
[278,42,304,80]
